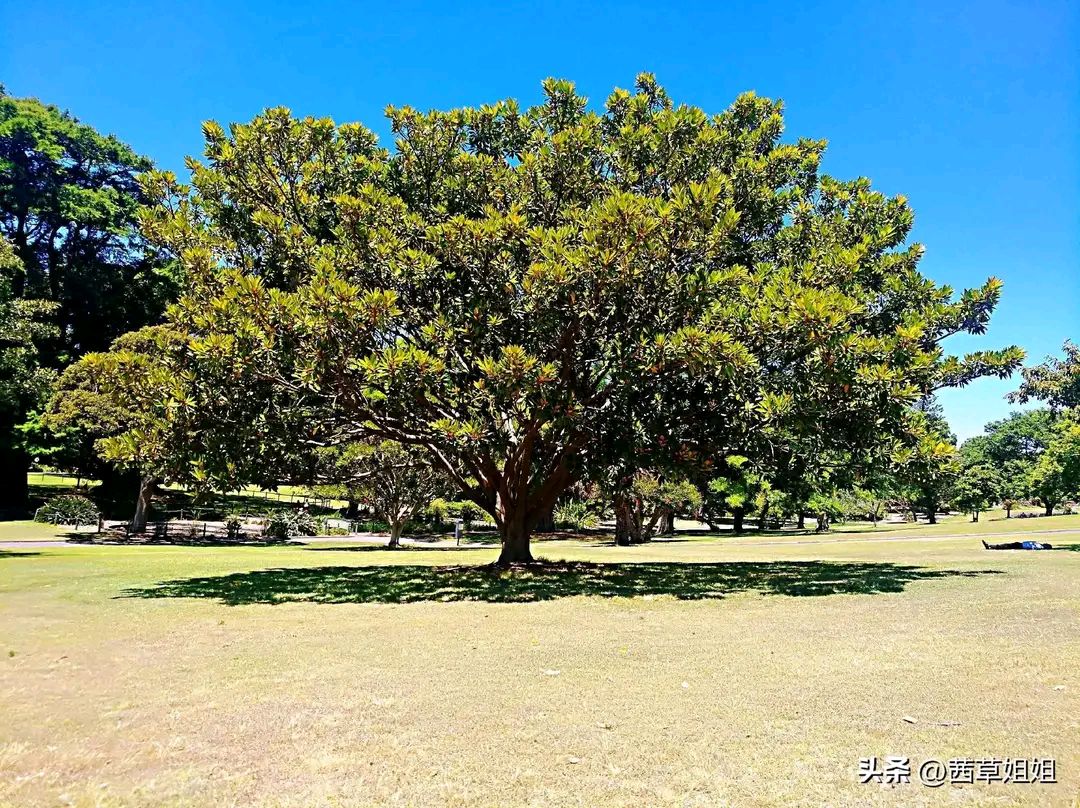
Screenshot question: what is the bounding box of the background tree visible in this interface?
[316,441,447,547]
[1025,412,1080,515]
[0,89,179,509]
[997,476,1026,519]
[701,455,768,533]
[1009,341,1080,411]
[1045,411,1080,502]
[951,462,1002,521]
[960,409,1055,517]
[0,237,57,513]
[893,401,959,524]
[46,326,186,531]
[120,76,1020,564]
[1027,454,1069,516]
[961,410,1055,467]
[837,486,889,525]
[613,471,701,545]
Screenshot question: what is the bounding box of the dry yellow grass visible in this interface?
[1,523,1078,807]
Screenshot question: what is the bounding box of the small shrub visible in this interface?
[422,500,494,531]
[426,498,450,526]
[35,495,99,526]
[262,509,319,540]
[458,501,483,528]
[553,500,600,531]
[262,512,288,540]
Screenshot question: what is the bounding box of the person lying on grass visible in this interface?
[982,540,1053,550]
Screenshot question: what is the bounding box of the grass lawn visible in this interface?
[26,472,100,490]
[828,509,1080,538]
[1,521,1078,806]
[0,521,77,542]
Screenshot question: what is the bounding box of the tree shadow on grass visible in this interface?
[120,561,1003,605]
[0,550,41,558]
[1055,544,1080,552]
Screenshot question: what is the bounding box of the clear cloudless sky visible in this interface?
[3,0,1077,440]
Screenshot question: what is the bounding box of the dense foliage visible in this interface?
[88,75,1021,561]
[1010,341,1080,411]
[34,493,99,526]
[0,239,56,420]
[0,89,179,510]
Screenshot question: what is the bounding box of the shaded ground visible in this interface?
[123,560,1001,605]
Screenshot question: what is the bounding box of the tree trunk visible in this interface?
[614,498,632,546]
[496,516,533,565]
[659,509,675,536]
[971,510,979,522]
[797,512,805,530]
[534,503,556,533]
[130,475,156,533]
[732,507,745,534]
[641,502,664,541]
[0,441,29,515]
[1044,502,1054,516]
[629,499,644,544]
[345,499,360,519]
[388,520,404,548]
[1005,506,1012,518]
[758,500,770,532]
[927,504,937,525]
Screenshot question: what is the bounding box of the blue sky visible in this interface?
[4,0,1077,440]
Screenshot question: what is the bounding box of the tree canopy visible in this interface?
[0,89,180,509]
[98,75,1020,561]
[1010,341,1080,411]
[0,89,178,359]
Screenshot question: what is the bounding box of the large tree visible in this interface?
[0,89,179,509]
[0,237,56,513]
[112,76,1019,564]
